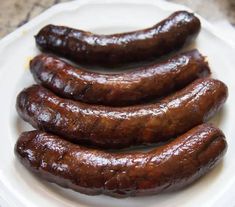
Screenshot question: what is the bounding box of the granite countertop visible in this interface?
[0,0,235,38]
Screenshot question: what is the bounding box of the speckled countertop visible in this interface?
[0,0,235,38]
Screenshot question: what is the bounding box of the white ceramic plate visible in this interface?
[0,0,235,206]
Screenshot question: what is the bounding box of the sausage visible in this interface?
[16,78,228,149]
[15,124,227,197]
[30,50,210,106]
[35,11,201,66]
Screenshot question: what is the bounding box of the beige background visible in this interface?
[0,0,235,38]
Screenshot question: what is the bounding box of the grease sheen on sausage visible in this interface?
[30,50,210,106]
[15,124,227,197]
[16,78,228,149]
[35,11,201,66]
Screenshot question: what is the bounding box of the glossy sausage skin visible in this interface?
[15,124,227,197]
[16,78,228,149]
[30,50,210,106]
[35,11,201,66]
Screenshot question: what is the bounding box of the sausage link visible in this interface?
[16,78,228,149]
[30,50,210,106]
[35,11,201,66]
[15,124,227,197]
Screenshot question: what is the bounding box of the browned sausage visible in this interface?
[15,124,227,197]
[30,50,210,106]
[35,11,201,66]
[16,78,228,149]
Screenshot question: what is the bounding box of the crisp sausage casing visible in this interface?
[16,78,228,149]
[35,11,201,66]
[30,50,210,106]
[15,124,227,197]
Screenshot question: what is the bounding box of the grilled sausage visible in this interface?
[15,124,227,197]
[16,78,228,149]
[30,50,210,106]
[35,11,201,66]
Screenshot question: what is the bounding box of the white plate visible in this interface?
[0,0,235,206]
